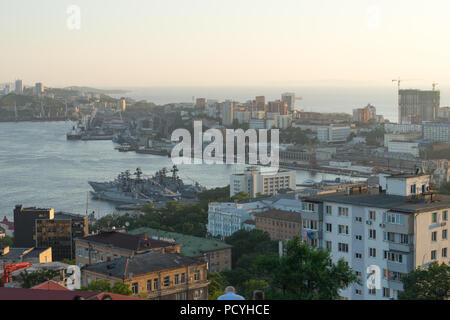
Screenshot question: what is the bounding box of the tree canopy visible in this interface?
[399,262,450,300]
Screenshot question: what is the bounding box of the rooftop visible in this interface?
[76,231,175,252]
[130,228,231,257]
[304,193,450,214]
[85,251,203,279]
[254,209,302,222]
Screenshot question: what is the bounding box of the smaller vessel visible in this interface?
[67,125,82,140]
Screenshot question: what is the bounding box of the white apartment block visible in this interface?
[207,201,268,238]
[317,125,351,143]
[302,174,450,300]
[423,122,450,143]
[384,123,423,134]
[387,141,420,157]
[230,167,296,198]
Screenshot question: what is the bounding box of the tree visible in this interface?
[231,192,249,201]
[0,236,14,248]
[208,273,227,300]
[254,237,358,300]
[399,262,450,300]
[20,269,61,288]
[241,279,269,300]
[439,182,450,195]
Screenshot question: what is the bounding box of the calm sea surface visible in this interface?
[0,121,363,219]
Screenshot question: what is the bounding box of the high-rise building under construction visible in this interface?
[398,89,440,124]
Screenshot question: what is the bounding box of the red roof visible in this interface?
[32,280,69,291]
[0,287,147,300]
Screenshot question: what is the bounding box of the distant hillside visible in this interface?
[0,94,35,106]
[64,86,128,95]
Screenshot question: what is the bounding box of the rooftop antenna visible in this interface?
[432,82,439,91]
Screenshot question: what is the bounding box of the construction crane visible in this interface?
[432,82,439,91]
[0,262,32,287]
[392,78,422,90]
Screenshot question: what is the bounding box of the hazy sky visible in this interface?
[1,0,450,88]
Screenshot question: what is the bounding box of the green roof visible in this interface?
[129,228,232,257]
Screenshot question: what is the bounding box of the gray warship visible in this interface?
[89,166,206,205]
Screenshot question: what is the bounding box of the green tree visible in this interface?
[254,237,358,300]
[439,181,450,195]
[399,262,450,300]
[241,279,269,300]
[208,273,227,300]
[231,192,250,201]
[20,269,61,288]
[0,236,14,248]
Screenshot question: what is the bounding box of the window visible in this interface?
[338,243,349,253]
[338,207,349,217]
[355,217,363,223]
[164,276,170,287]
[369,211,376,220]
[147,280,152,292]
[84,248,89,259]
[442,248,448,258]
[410,184,416,194]
[355,289,362,295]
[338,225,349,235]
[369,229,376,240]
[384,213,405,225]
[355,253,362,259]
[181,273,186,283]
[326,206,332,215]
[431,250,437,260]
[175,274,179,285]
[326,223,332,233]
[132,282,139,295]
[443,229,448,240]
[432,212,438,224]
[443,211,448,221]
[154,278,159,290]
[368,288,376,295]
[432,231,437,242]
[400,234,409,244]
[369,248,376,258]
[78,247,82,257]
[383,288,391,298]
[194,271,200,281]
[326,241,332,250]
[356,235,362,240]
[384,251,403,263]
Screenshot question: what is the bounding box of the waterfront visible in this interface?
[0,121,364,219]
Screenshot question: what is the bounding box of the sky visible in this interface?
[1,0,450,88]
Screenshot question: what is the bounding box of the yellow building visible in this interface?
[82,251,210,300]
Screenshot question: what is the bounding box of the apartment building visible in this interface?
[130,228,232,273]
[398,89,440,124]
[301,174,450,300]
[230,166,296,198]
[36,212,88,261]
[0,247,52,267]
[74,231,181,267]
[82,251,210,300]
[207,201,267,238]
[254,209,302,241]
[423,122,450,143]
[317,125,351,143]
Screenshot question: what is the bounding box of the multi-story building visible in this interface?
[255,96,266,112]
[384,123,423,134]
[281,93,296,113]
[353,108,371,123]
[387,141,420,157]
[207,201,267,238]
[195,98,206,109]
[36,212,88,261]
[13,205,54,248]
[0,216,14,237]
[423,122,450,143]
[267,100,288,115]
[74,231,181,268]
[130,228,233,273]
[302,174,450,300]
[317,125,351,143]
[398,89,440,124]
[35,83,44,95]
[254,209,302,241]
[14,80,23,94]
[220,100,234,126]
[230,166,296,198]
[82,251,210,300]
